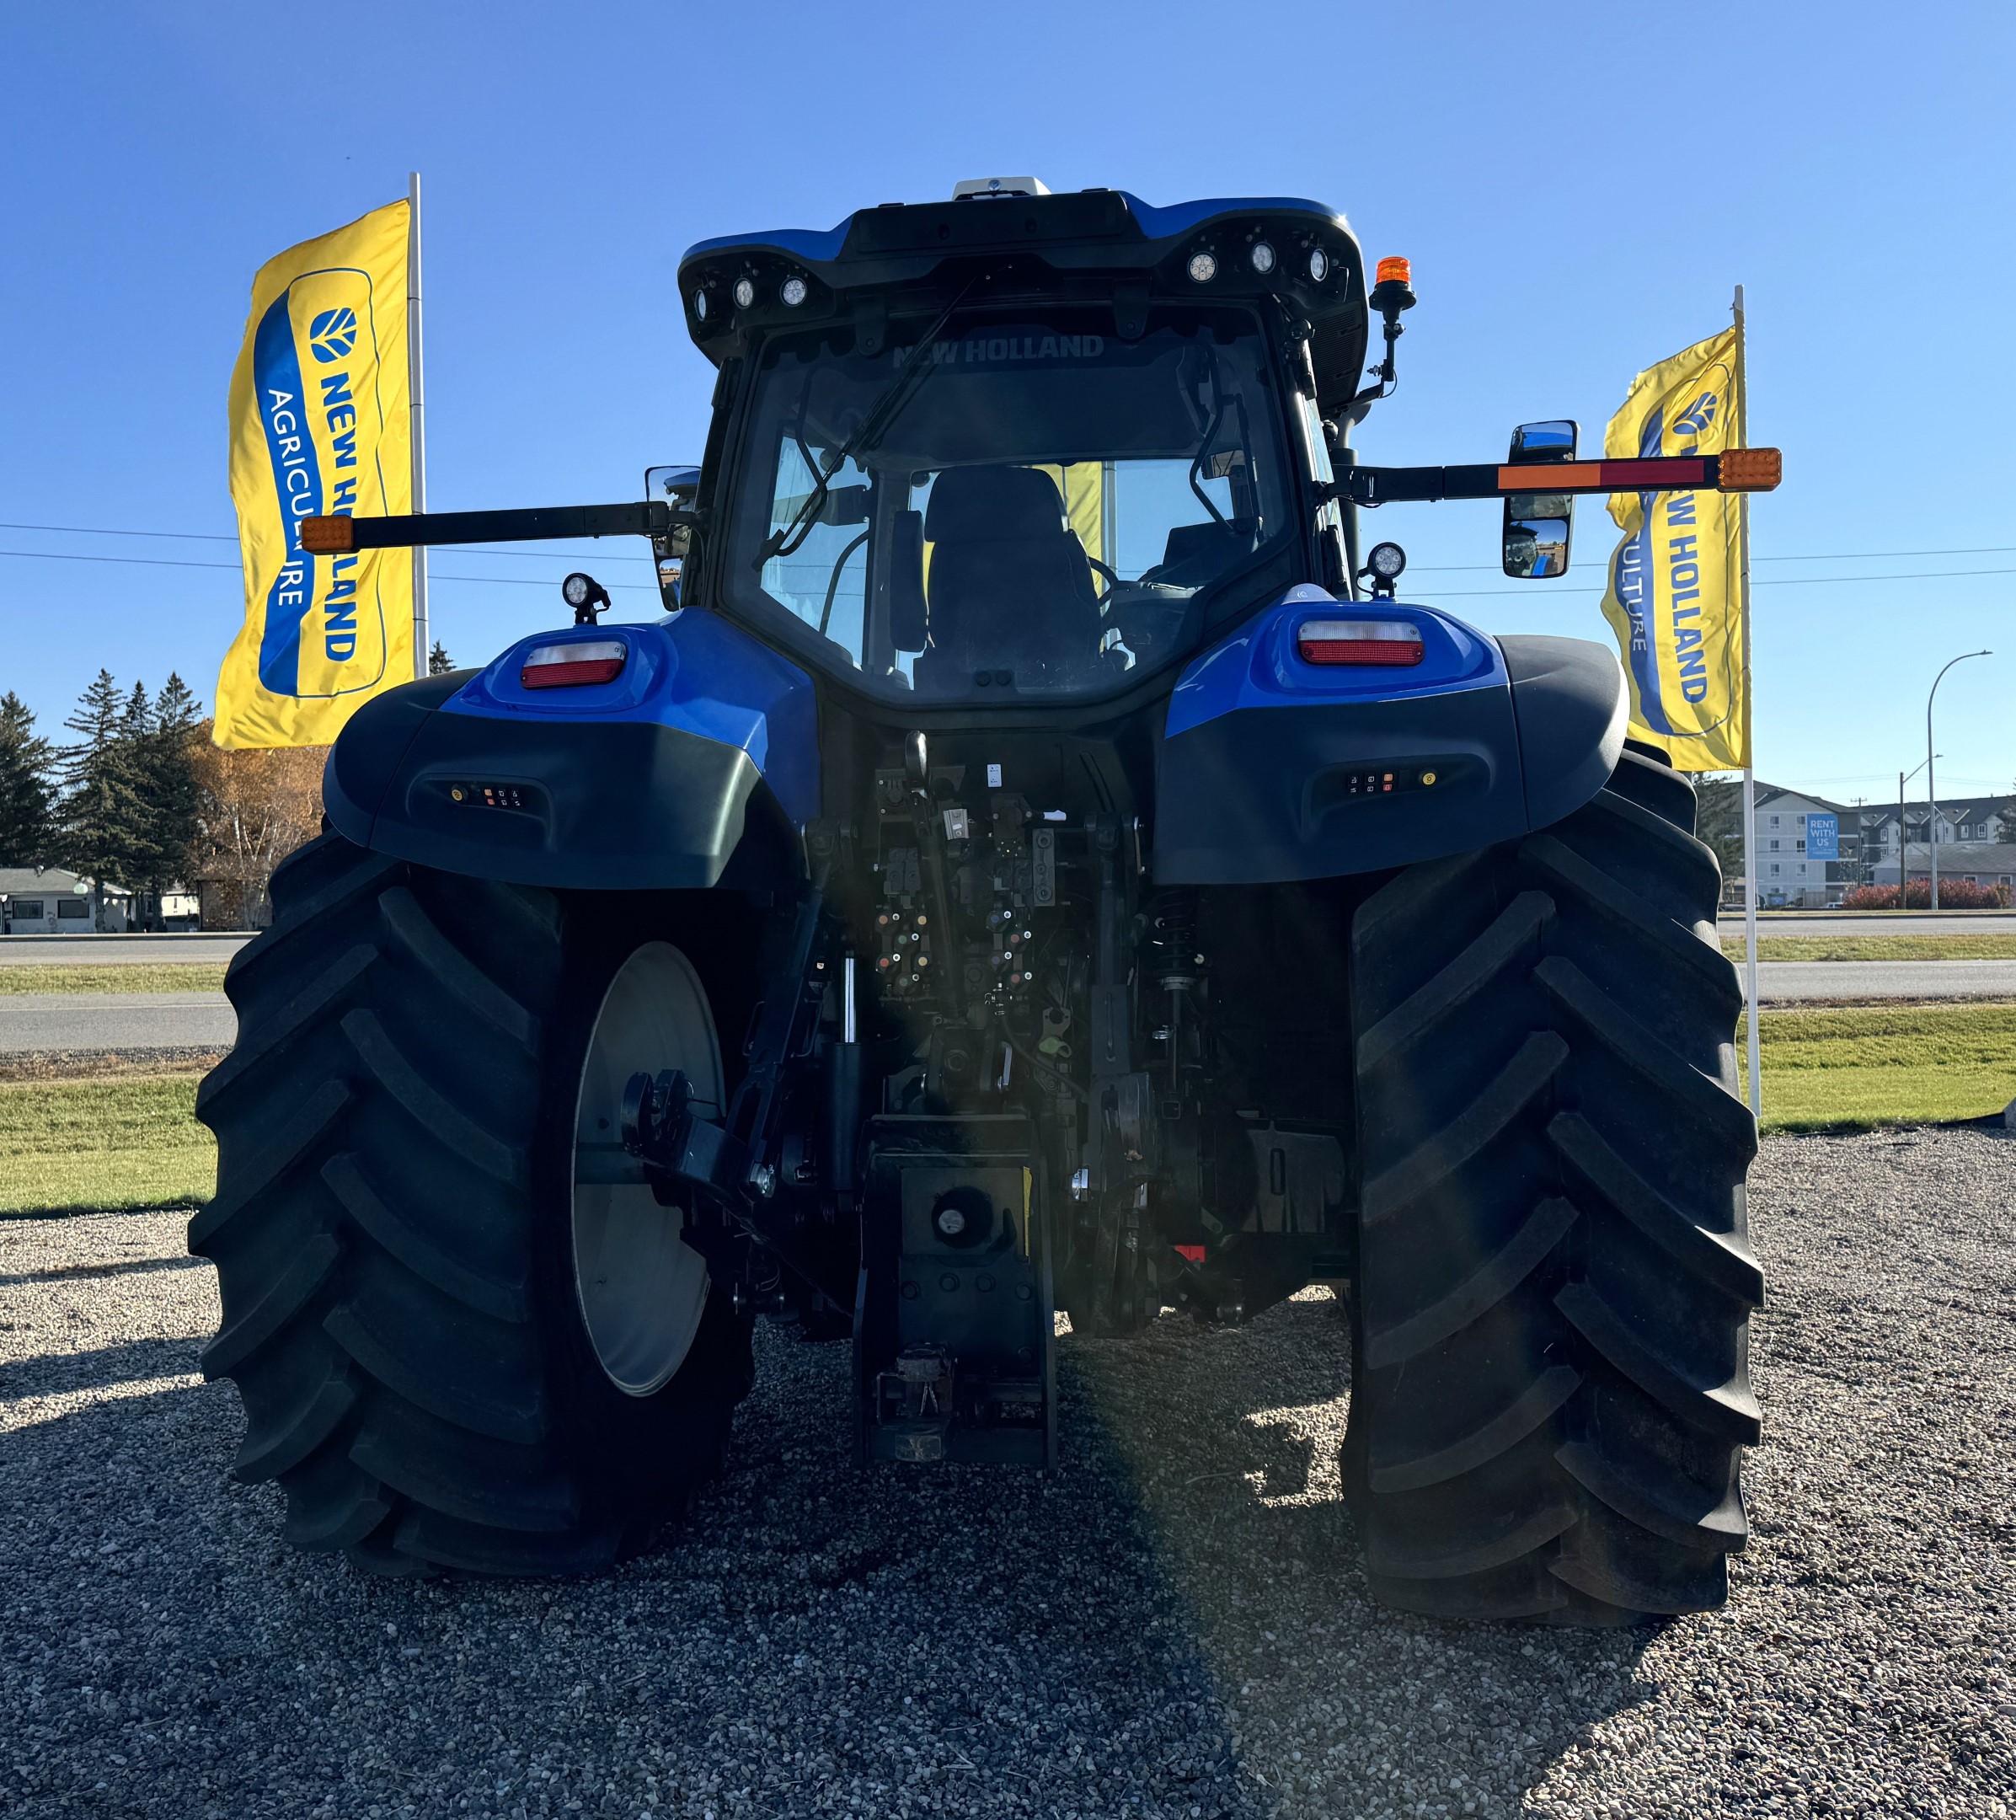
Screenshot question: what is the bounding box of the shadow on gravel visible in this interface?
[0,1334,203,1402]
[1063,1291,1660,1817]
[1,1276,1664,1820]
[0,1253,208,1290]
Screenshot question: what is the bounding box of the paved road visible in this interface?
[1719,912,2016,938]
[3,955,2013,1054]
[0,934,251,966]
[0,993,237,1053]
[1750,958,2016,1003]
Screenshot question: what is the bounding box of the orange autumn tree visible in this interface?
[190,725,326,927]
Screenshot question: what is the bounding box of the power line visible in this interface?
[1411,544,2016,573]
[4,541,2014,601]
[1422,566,2016,597]
[0,521,654,566]
[0,548,658,592]
[3,518,2014,574]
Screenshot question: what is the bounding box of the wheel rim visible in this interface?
[571,941,723,1396]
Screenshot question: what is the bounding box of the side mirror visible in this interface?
[645,463,701,506]
[889,511,928,652]
[645,466,701,606]
[1502,420,1577,579]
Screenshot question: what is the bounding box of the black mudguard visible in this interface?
[323,673,802,891]
[1152,634,1626,884]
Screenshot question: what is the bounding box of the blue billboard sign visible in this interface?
[1805,813,1840,860]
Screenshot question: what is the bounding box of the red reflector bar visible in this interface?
[520,640,627,689]
[1297,619,1424,666]
[1174,1244,1206,1264]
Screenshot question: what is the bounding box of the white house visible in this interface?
[0,866,111,933]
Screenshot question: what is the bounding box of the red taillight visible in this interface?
[519,639,628,689]
[1297,618,1424,666]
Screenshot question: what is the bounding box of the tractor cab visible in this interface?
[676,180,1369,705]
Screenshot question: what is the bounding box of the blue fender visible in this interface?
[1152,586,1627,884]
[323,610,819,891]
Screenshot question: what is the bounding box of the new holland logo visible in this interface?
[308,306,359,365]
[1671,392,1719,438]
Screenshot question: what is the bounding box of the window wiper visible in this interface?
[756,280,977,566]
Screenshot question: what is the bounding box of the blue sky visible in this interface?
[3,1,2010,803]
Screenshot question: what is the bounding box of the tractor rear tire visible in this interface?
[1345,746,1762,1625]
[190,832,755,1576]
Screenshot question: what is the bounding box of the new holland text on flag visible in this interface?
[1597,327,1751,771]
[216,199,411,747]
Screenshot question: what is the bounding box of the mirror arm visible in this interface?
[302,500,703,554]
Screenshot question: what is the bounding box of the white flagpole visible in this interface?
[1735,283,1761,1117]
[408,171,430,679]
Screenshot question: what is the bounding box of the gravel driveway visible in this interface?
[3,1130,2012,1818]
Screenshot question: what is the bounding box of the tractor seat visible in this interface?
[916,466,1102,688]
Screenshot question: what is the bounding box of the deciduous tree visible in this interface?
[190,731,325,929]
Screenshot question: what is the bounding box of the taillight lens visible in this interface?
[1297,619,1424,666]
[519,640,628,689]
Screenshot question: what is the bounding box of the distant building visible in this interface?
[0,865,133,932]
[1874,843,2016,894]
[0,867,197,933]
[1746,786,1865,908]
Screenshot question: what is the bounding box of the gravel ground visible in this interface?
[2,1129,2013,1818]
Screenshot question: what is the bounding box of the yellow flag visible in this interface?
[1597,328,1750,770]
[217,200,413,748]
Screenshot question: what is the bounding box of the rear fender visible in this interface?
[324,611,817,891]
[1152,587,1626,884]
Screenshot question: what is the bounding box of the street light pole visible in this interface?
[1898,755,1933,907]
[1927,650,1991,912]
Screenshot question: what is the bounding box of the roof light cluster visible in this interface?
[692,269,813,323]
[1182,236,1340,287]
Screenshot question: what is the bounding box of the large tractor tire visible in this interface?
[1345,746,1762,1625]
[190,833,756,1576]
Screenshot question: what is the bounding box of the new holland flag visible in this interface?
[216,200,412,747]
[1598,328,1751,771]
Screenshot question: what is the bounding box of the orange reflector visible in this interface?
[1719,447,1783,491]
[1297,618,1424,666]
[301,516,355,554]
[1376,255,1411,286]
[520,639,628,689]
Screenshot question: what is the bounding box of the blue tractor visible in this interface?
[193,179,1776,1623]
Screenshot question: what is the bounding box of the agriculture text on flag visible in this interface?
[1596,327,1751,771]
[216,199,413,747]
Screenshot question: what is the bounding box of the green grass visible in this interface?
[0,1001,2008,1217]
[1720,934,2016,961]
[1742,1001,2016,1132]
[0,1073,214,1216]
[0,962,228,994]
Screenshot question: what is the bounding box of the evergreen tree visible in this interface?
[1693,775,1745,896]
[60,669,144,925]
[129,673,204,925]
[429,640,456,675]
[0,692,58,867]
